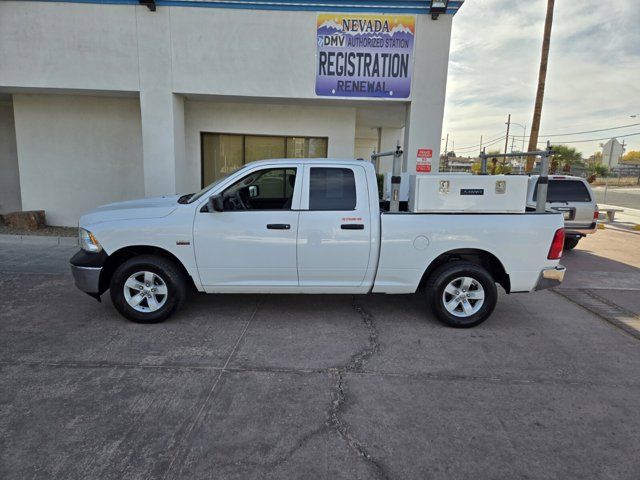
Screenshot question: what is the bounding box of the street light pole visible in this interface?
[504,114,511,154]
[604,138,615,204]
[510,121,527,152]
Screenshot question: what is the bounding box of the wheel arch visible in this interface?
[98,245,195,294]
[419,248,511,293]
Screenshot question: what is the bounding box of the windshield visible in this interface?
[186,168,243,204]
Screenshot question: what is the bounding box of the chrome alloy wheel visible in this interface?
[442,276,485,318]
[123,271,168,313]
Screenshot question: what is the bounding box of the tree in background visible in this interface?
[586,163,609,183]
[587,151,603,165]
[471,150,512,175]
[550,145,583,173]
[622,150,640,164]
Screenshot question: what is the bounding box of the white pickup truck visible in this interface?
[70,159,566,328]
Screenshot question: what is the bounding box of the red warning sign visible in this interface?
[416,148,432,173]
[417,148,432,159]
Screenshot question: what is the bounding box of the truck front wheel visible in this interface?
[426,262,497,328]
[109,255,186,324]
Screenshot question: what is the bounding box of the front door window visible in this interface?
[221,168,297,211]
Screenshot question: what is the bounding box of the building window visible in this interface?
[309,167,356,211]
[201,133,328,186]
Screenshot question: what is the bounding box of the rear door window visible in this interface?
[309,167,357,210]
[533,180,592,202]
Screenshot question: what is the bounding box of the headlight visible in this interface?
[79,228,103,253]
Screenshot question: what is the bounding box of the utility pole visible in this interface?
[479,135,483,152]
[442,133,449,163]
[504,114,511,155]
[526,0,555,172]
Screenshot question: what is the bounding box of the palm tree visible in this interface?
[526,0,555,172]
[551,145,583,173]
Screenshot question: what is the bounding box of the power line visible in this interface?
[455,134,506,152]
[535,131,640,145]
[452,123,640,155]
[512,122,640,138]
[456,133,504,150]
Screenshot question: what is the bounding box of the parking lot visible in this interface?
[1,230,639,480]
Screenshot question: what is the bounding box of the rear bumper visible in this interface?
[535,265,566,291]
[565,222,597,236]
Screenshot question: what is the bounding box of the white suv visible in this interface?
[527,175,598,250]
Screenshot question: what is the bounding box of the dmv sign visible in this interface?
[315,14,415,99]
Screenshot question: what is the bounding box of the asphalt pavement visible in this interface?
[1,240,639,480]
[593,185,640,210]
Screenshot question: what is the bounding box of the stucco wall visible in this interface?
[0,2,451,104]
[0,101,21,213]
[0,3,139,92]
[12,94,144,226]
[183,100,356,191]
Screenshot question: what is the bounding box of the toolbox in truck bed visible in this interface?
[408,174,528,213]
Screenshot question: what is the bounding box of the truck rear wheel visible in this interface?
[426,261,497,328]
[109,255,186,324]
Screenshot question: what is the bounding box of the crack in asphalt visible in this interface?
[262,298,389,476]
[1,361,636,389]
[324,297,390,480]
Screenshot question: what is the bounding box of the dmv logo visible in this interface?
[318,35,345,47]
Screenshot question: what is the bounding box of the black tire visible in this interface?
[425,261,498,328]
[109,255,186,324]
[563,237,580,250]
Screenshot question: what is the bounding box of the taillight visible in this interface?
[548,228,565,260]
[594,207,599,220]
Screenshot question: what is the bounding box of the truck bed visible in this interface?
[372,211,564,294]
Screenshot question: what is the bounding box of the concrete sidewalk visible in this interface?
[597,203,640,229]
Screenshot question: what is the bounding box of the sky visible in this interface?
[442,0,640,159]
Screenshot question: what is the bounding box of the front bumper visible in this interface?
[71,264,102,294]
[70,249,108,299]
[535,265,566,291]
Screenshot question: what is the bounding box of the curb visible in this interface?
[0,234,78,246]
[604,224,640,235]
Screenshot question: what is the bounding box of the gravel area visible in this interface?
[0,225,77,237]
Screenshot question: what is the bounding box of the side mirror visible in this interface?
[207,194,224,212]
[248,185,259,198]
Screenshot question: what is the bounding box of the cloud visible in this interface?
[443,0,640,157]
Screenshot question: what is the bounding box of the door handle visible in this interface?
[267,224,291,230]
[341,224,365,230]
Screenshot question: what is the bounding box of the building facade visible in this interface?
[0,0,463,226]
